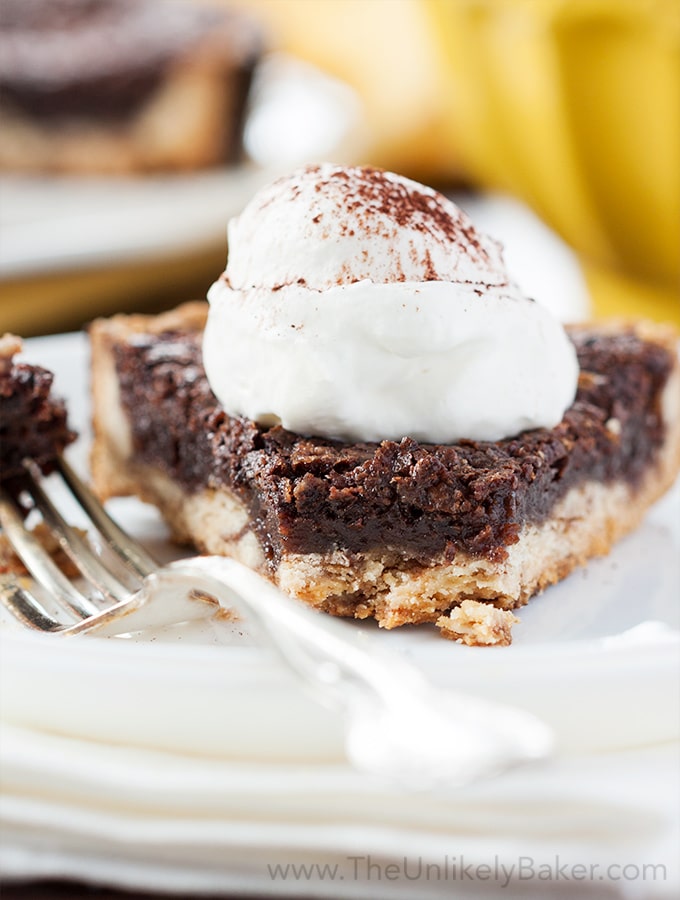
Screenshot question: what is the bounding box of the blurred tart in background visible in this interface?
[0,0,263,174]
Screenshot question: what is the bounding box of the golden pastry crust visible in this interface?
[89,302,208,500]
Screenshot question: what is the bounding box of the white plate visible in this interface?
[2,331,679,900]
[1,331,679,762]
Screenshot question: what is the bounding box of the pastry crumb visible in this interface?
[0,333,22,368]
[436,599,519,646]
[212,601,240,622]
[0,522,85,578]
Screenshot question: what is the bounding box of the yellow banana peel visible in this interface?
[426,0,680,321]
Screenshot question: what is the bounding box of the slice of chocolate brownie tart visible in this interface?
[89,303,680,642]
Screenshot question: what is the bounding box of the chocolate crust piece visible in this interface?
[89,304,680,634]
[0,334,76,481]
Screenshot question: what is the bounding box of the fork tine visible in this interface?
[0,575,63,632]
[0,486,99,619]
[21,461,134,603]
[56,456,157,577]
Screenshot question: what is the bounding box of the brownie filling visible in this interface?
[112,328,672,568]
[0,352,75,482]
[0,0,260,127]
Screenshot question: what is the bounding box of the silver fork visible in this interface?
[0,455,554,787]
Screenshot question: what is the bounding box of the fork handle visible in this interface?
[168,557,554,784]
[168,556,419,709]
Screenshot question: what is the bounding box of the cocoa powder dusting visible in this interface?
[304,165,493,266]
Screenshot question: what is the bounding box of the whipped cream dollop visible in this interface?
[204,164,579,443]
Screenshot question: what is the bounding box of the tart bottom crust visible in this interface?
[90,306,680,640]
